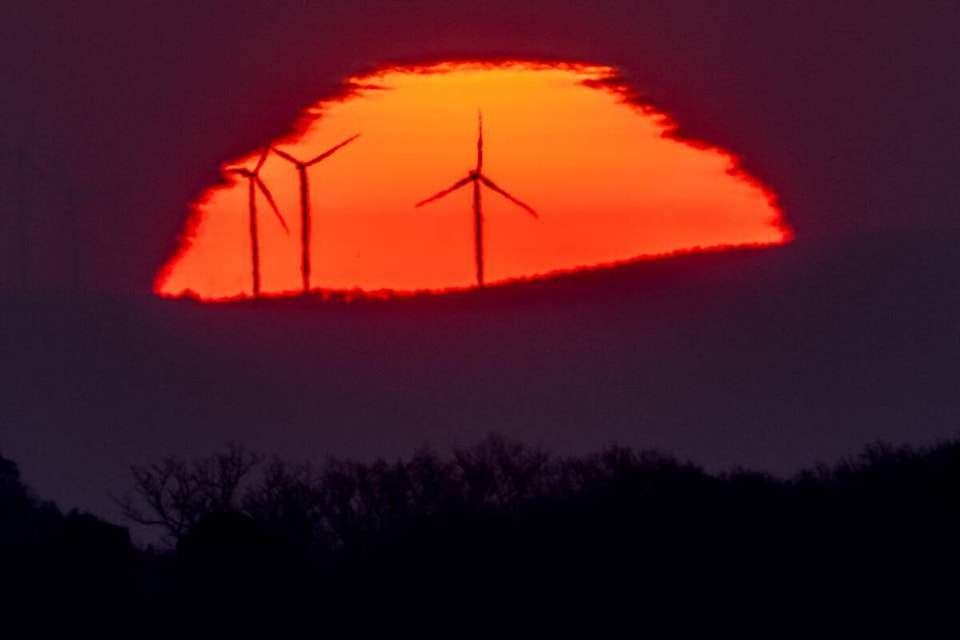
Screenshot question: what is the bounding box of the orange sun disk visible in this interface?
[155,61,791,300]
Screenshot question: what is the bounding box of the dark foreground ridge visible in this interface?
[3,435,959,632]
[4,229,960,530]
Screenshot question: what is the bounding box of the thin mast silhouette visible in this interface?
[16,146,31,292]
[4,138,100,293]
[62,176,88,293]
[2,114,45,293]
[1,143,41,293]
[415,112,537,288]
[226,147,289,298]
[57,170,115,293]
[272,134,360,293]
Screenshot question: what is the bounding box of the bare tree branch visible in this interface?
[116,444,262,543]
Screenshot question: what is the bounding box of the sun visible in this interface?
[155,60,790,300]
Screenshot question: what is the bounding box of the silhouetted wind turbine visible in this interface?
[56,169,115,293]
[226,147,289,298]
[415,112,537,288]
[272,133,360,293]
[1,140,43,293]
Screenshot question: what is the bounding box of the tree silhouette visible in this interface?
[242,458,326,560]
[116,443,262,541]
[452,434,551,509]
[101,433,960,633]
[0,450,62,548]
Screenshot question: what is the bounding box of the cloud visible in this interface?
[0,1,957,293]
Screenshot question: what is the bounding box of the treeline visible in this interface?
[1,451,138,605]
[3,435,960,631]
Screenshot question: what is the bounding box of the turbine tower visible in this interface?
[56,169,115,293]
[272,133,360,293]
[1,142,42,293]
[414,112,537,288]
[61,174,89,293]
[226,147,289,298]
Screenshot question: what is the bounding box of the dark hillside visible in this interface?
[2,229,959,531]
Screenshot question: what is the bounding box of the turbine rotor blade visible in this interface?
[255,177,289,233]
[271,147,300,165]
[414,176,473,208]
[476,111,483,172]
[305,133,361,167]
[254,146,271,172]
[479,175,538,218]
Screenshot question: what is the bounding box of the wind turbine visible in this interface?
[226,146,289,298]
[56,169,115,293]
[1,140,43,293]
[414,112,537,288]
[272,133,360,293]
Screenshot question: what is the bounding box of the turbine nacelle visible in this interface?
[225,150,289,234]
[414,111,538,287]
[225,145,290,298]
[272,134,361,170]
[269,133,361,293]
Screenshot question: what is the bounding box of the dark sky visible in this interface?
[2,1,960,534]
[1,1,958,293]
